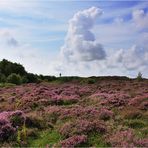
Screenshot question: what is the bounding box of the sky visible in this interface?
[0,0,148,78]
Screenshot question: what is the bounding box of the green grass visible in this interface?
[125,119,147,129]
[0,83,16,88]
[80,133,109,147]
[28,130,61,147]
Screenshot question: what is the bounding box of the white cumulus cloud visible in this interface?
[60,7,106,62]
[108,45,148,71]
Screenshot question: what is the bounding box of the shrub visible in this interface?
[26,73,39,83]
[125,119,146,129]
[123,110,142,119]
[0,73,6,83]
[0,124,16,141]
[21,76,28,83]
[99,108,114,120]
[10,110,26,127]
[87,78,96,84]
[81,78,96,84]
[0,110,25,142]
[59,120,106,138]
[25,114,47,129]
[107,129,148,147]
[60,135,87,147]
[136,72,143,81]
[7,73,22,85]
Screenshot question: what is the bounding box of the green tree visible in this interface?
[21,76,28,83]
[0,73,6,83]
[26,73,39,83]
[7,73,22,85]
[0,59,27,76]
[137,72,143,81]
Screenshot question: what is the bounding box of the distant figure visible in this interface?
[59,73,62,77]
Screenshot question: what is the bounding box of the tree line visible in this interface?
[0,59,56,85]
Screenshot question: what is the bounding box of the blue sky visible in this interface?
[0,0,148,77]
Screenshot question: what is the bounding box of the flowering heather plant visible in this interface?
[107,129,148,147]
[0,112,14,141]
[91,91,130,107]
[128,95,148,106]
[0,123,16,141]
[0,112,10,125]
[19,84,81,107]
[59,119,106,138]
[0,110,26,142]
[79,85,92,96]
[123,109,142,119]
[0,79,148,146]
[60,135,87,147]
[59,106,101,120]
[99,108,114,120]
[10,110,26,127]
[139,100,148,110]
[46,105,113,121]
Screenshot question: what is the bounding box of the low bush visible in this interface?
[123,110,142,119]
[107,129,148,147]
[7,73,22,85]
[0,110,26,142]
[25,114,47,129]
[10,111,26,127]
[0,73,6,83]
[59,119,106,138]
[81,78,96,84]
[99,108,114,120]
[125,119,146,129]
[60,135,87,147]
[0,124,16,141]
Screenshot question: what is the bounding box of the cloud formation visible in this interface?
[6,37,18,47]
[108,45,148,71]
[0,31,19,47]
[60,7,106,62]
[132,9,148,30]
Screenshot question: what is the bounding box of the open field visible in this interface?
[0,77,148,147]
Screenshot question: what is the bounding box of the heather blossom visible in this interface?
[59,119,106,138]
[107,129,148,147]
[99,108,114,120]
[0,110,25,141]
[60,135,87,147]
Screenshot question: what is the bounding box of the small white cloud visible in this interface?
[60,7,106,62]
[0,30,19,47]
[108,45,148,71]
[6,37,18,47]
[132,9,148,30]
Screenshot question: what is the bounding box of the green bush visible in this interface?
[21,76,28,83]
[136,72,143,81]
[0,83,16,88]
[81,78,96,84]
[125,119,146,129]
[26,73,39,83]
[87,78,96,84]
[7,73,22,85]
[0,73,6,83]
